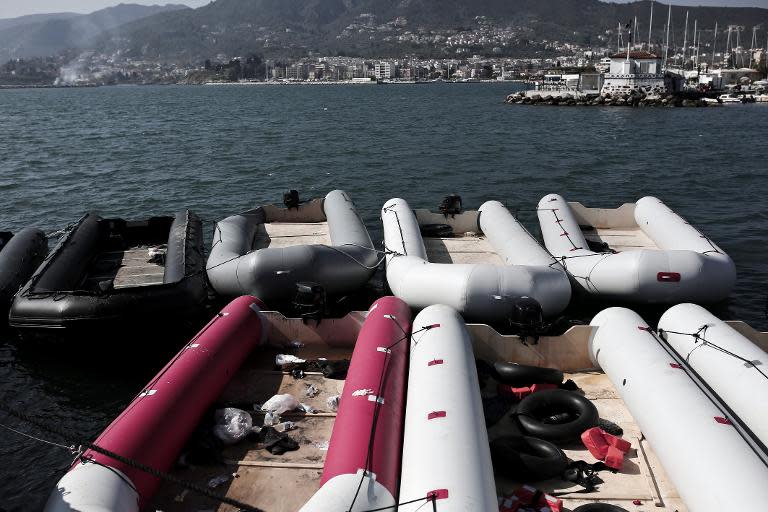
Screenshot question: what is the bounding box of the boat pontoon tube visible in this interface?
[589,308,768,512]
[399,305,497,511]
[300,296,412,511]
[381,198,570,320]
[0,228,47,315]
[537,194,736,303]
[659,303,768,446]
[44,296,266,512]
[207,190,378,302]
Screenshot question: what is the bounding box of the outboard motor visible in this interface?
[283,189,300,209]
[439,194,462,217]
[507,296,545,344]
[293,281,327,323]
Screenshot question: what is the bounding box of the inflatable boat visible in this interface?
[207,190,378,303]
[72,302,766,511]
[300,296,412,511]
[590,308,768,512]
[381,198,571,321]
[0,228,47,317]
[658,303,768,446]
[9,211,207,330]
[537,194,736,303]
[399,304,498,511]
[45,296,266,512]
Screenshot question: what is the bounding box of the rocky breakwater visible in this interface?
[505,91,716,108]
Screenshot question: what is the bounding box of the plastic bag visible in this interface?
[213,408,253,445]
[326,394,341,412]
[261,393,299,414]
[276,354,305,366]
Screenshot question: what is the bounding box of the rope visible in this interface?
[0,401,264,511]
[659,325,768,381]
[346,323,438,512]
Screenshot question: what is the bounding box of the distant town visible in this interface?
[1,12,766,95]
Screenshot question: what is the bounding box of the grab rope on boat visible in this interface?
[346,322,440,512]
[0,401,265,512]
[658,325,768,381]
[639,327,768,468]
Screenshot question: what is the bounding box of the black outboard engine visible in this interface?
[293,281,327,323]
[283,189,300,209]
[439,194,462,217]
[507,296,545,344]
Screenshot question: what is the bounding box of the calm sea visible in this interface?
[0,82,766,510]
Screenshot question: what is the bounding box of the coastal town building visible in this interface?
[374,62,393,79]
[600,51,666,95]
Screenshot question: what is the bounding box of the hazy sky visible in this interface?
[0,1,209,19]
[1,0,767,20]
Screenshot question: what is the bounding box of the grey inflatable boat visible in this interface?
[207,190,378,303]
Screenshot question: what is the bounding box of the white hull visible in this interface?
[589,307,768,512]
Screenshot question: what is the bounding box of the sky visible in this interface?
[1,0,767,20]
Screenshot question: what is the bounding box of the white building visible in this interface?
[601,51,666,95]
[374,62,392,80]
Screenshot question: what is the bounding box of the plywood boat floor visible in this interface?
[81,248,165,290]
[490,372,686,511]
[582,227,658,252]
[424,235,504,265]
[149,345,346,512]
[254,222,331,250]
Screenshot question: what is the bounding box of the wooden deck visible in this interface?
[254,222,331,250]
[148,318,692,512]
[424,234,504,265]
[82,247,165,290]
[582,227,658,253]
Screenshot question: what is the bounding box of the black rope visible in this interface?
[345,322,438,512]
[659,325,768,381]
[0,401,263,511]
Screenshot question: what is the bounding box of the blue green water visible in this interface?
[0,82,766,509]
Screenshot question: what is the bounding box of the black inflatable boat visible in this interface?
[0,228,48,317]
[9,211,207,330]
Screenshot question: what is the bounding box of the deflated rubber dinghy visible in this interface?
[381,198,570,321]
[399,304,498,511]
[538,194,736,303]
[45,296,266,512]
[207,190,377,303]
[9,211,207,330]
[589,307,768,512]
[658,303,768,446]
[300,296,412,511]
[0,228,47,316]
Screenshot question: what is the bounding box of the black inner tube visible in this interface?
[573,504,629,512]
[516,389,599,443]
[490,435,568,481]
[493,362,563,387]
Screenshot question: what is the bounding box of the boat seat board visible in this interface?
[424,235,504,265]
[254,222,331,250]
[582,227,659,252]
[82,247,165,290]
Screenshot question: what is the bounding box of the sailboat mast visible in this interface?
[633,16,638,47]
[648,0,655,50]
[682,11,689,66]
[711,22,718,68]
[664,3,672,69]
[693,19,698,68]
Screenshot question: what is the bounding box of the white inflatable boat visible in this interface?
[537,194,736,303]
[382,198,571,321]
[590,308,768,512]
[658,303,768,447]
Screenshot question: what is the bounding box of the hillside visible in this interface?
[0,3,190,61]
[93,0,768,61]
